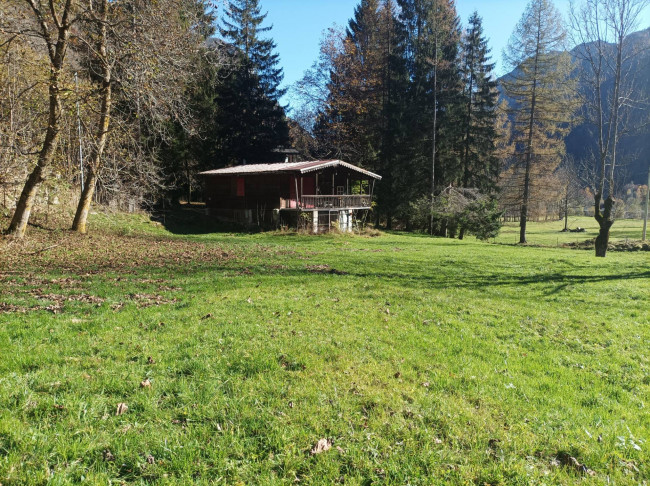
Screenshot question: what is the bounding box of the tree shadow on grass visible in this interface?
[156,206,258,236]
[204,258,647,298]
[341,267,650,295]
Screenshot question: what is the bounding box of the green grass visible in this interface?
[495,216,646,246]
[0,211,648,484]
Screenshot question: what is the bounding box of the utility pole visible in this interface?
[75,72,85,192]
[643,164,649,241]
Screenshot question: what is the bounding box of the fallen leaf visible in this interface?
[146,454,155,465]
[147,356,155,364]
[201,313,213,320]
[247,298,253,304]
[621,460,639,473]
[556,453,596,476]
[140,378,152,388]
[103,449,115,462]
[116,403,128,416]
[311,438,332,455]
[422,382,430,388]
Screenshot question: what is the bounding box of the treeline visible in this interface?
[293,0,501,238]
[0,0,289,237]
[291,0,648,254]
[0,0,226,236]
[1,0,648,256]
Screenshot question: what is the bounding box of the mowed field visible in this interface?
[496,216,646,247]
[0,212,648,485]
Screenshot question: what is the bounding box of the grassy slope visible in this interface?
[0,212,648,485]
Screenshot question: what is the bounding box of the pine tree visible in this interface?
[396,0,463,231]
[375,0,409,228]
[501,0,576,244]
[459,11,499,194]
[312,0,385,165]
[307,0,407,227]
[218,0,289,164]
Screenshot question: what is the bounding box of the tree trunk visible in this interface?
[7,70,61,237]
[7,165,46,237]
[72,165,97,234]
[430,37,438,236]
[643,166,649,241]
[595,223,611,257]
[72,0,111,234]
[594,195,614,258]
[519,151,532,244]
[6,0,75,237]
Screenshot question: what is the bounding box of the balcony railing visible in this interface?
[300,195,372,209]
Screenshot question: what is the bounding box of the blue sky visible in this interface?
[257,0,650,109]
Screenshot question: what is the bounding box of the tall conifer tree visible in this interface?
[396,0,462,230]
[459,11,499,194]
[218,0,288,164]
[502,0,576,244]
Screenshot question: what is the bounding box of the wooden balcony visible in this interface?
[300,195,372,210]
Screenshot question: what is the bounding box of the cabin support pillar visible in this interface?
[339,209,353,232]
[313,210,318,234]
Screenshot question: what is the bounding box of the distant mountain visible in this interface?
[499,27,650,185]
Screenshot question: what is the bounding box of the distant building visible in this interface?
[199,160,381,232]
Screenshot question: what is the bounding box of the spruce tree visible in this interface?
[376,0,409,229]
[310,0,407,228]
[218,0,288,164]
[396,0,463,231]
[459,11,499,194]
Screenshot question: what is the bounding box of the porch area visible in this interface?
[281,194,372,210]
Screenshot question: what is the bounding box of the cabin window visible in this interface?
[336,186,345,195]
[236,177,245,197]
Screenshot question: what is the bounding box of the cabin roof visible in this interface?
[198,160,382,180]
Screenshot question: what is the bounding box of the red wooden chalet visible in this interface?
[199,160,381,232]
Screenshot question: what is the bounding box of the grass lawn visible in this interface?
[0,211,648,484]
[495,216,646,247]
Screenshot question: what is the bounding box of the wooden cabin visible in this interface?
[199,160,381,232]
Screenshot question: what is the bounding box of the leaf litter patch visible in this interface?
[305,264,348,275]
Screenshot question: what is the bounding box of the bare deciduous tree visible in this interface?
[4,0,80,238]
[71,0,224,233]
[569,0,650,256]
